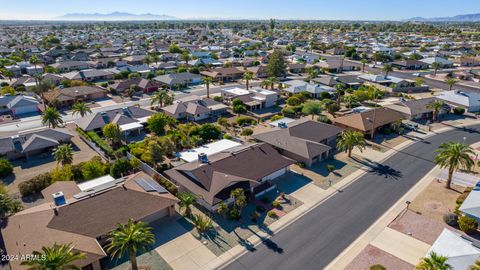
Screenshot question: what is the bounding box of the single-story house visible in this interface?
[153,72,202,90]
[421,57,454,68]
[44,86,107,107]
[50,61,95,72]
[165,143,295,210]
[391,60,429,70]
[63,69,115,82]
[201,67,245,83]
[253,119,343,166]
[334,107,403,138]
[315,59,356,73]
[283,79,335,98]
[436,90,480,112]
[110,78,160,94]
[1,172,178,270]
[0,128,73,160]
[161,95,228,121]
[0,95,40,116]
[221,87,278,111]
[246,65,269,78]
[384,97,438,120]
[76,106,155,137]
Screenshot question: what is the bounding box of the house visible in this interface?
[391,60,429,70]
[0,128,73,160]
[246,65,269,78]
[425,229,480,270]
[314,75,364,89]
[153,72,202,90]
[1,172,178,270]
[0,95,40,116]
[177,139,242,163]
[333,108,403,138]
[50,61,95,72]
[315,59,356,73]
[123,55,147,65]
[161,95,228,121]
[454,56,480,67]
[459,189,480,221]
[63,69,114,82]
[436,90,480,112]
[76,106,154,137]
[165,143,295,210]
[44,86,107,107]
[359,74,428,93]
[421,57,454,68]
[384,97,438,120]
[287,63,307,74]
[283,79,335,98]
[253,119,343,166]
[110,78,160,94]
[221,87,279,111]
[201,67,245,83]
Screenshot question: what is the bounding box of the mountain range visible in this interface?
[406,13,480,22]
[55,12,177,21]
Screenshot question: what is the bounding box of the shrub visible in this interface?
[370,265,386,270]
[317,115,332,124]
[457,193,469,205]
[296,162,306,168]
[270,115,284,122]
[241,128,254,137]
[443,213,459,226]
[228,207,241,220]
[213,96,223,102]
[286,96,302,106]
[281,106,297,117]
[453,107,465,115]
[272,200,280,208]
[223,134,233,140]
[86,131,114,156]
[320,92,331,100]
[18,173,52,196]
[458,215,478,234]
[192,214,213,233]
[0,159,13,178]
[110,158,133,178]
[267,210,278,218]
[236,116,256,126]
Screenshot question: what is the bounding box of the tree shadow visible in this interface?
[352,157,402,180]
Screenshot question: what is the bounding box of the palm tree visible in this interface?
[202,77,213,98]
[178,192,196,217]
[446,78,458,90]
[20,243,86,270]
[41,106,63,128]
[361,59,368,72]
[243,71,253,90]
[469,260,480,270]
[268,76,278,90]
[416,252,452,270]
[426,100,445,122]
[334,84,345,106]
[150,90,173,109]
[434,142,475,189]
[382,64,393,78]
[71,102,92,118]
[432,62,441,77]
[106,219,155,270]
[29,55,40,84]
[53,144,73,167]
[336,130,366,158]
[181,52,190,66]
[32,79,55,107]
[261,78,271,89]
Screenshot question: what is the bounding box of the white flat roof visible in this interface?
[222,87,250,96]
[77,175,116,191]
[119,122,143,131]
[178,139,242,162]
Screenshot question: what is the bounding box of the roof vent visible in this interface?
[52,192,66,206]
[198,153,209,163]
[278,122,288,129]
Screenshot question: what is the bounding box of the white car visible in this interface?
[402,122,419,130]
[412,73,421,77]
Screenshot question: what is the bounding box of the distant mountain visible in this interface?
[406,13,480,22]
[55,12,177,21]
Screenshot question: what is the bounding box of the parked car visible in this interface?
[412,73,421,77]
[402,121,418,130]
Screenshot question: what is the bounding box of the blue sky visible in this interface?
[0,0,479,20]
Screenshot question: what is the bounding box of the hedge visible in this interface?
[18,173,52,196]
[153,174,178,195]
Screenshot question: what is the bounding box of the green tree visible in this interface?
[361,59,368,72]
[416,252,452,270]
[181,52,191,66]
[202,76,213,98]
[150,90,173,108]
[336,130,366,158]
[267,49,286,78]
[71,102,92,118]
[102,123,122,148]
[434,142,475,189]
[382,63,393,77]
[178,192,196,217]
[147,113,176,135]
[41,106,63,128]
[230,188,247,212]
[1,86,15,95]
[53,144,73,167]
[446,78,458,90]
[431,62,441,77]
[110,158,133,178]
[426,100,445,122]
[106,219,155,270]
[243,71,254,90]
[0,192,23,218]
[0,159,13,178]
[82,158,106,180]
[20,243,86,270]
[302,101,323,120]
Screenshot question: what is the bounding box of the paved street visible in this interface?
[223,124,480,270]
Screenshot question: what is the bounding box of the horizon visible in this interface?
[1,0,480,21]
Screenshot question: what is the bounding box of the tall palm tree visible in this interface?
[106,219,155,270]
[41,106,63,128]
[71,102,92,118]
[334,83,346,106]
[360,59,368,72]
[32,79,55,107]
[268,76,278,90]
[20,243,86,270]
[446,78,458,90]
[243,71,253,90]
[432,62,441,77]
[202,77,213,98]
[426,100,445,122]
[150,90,173,109]
[336,130,366,158]
[435,142,475,189]
[382,64,392,78]
[53,144,73,167]
[261,78,271,89]
[416,252,452,270]
[29,55,40,84]
[178,192,196,217]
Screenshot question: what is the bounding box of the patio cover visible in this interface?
[119,122,143,132]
